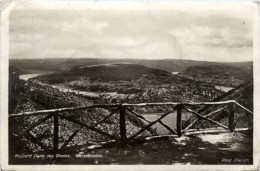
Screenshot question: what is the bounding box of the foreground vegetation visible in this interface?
[9,67,152,163]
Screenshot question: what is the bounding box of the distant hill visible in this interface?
[36,63,172,83]
[59,58,183,73]
[9,58,68,74]
[221,61,253,74]
[9,58,253,74]
[9,58,182,73]
[165,59,253,74]
[180,65,252,87]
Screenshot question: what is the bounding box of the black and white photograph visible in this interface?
[1,1,259,170]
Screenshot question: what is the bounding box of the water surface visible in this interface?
[19,74,42,81]
[215,85,234,92]
[142,112,192,134]
[171,72,179,75]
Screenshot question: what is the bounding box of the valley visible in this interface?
[8,58,253,164]
[31,63,224,105]
[10,58,252,87]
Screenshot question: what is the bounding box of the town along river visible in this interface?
[19,73,193,134]
[142,112,192,134]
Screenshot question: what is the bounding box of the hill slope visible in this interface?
[180,65,252,87]
[36,64,172,83]
[184,80,253,130]
[9,66,152,160]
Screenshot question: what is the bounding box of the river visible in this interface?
[19,74,117,98]
[19,74,42,81]
[215,85,234,92]
[171,72,179,75]
[142,112,192,134]
[19,73,231,129]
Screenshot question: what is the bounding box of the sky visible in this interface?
[9,1,255,62]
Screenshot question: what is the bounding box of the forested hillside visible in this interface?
[180,65,252,87]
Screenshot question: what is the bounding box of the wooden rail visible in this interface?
[9,100,253,155]
[9,100,239,118]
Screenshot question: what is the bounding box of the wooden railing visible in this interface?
[9,100,253,155]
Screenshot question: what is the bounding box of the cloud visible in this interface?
[169,21,252,49]
[9,2,254,62]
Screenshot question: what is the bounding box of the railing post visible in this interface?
[247,113,253,136]
[176,104,182,137]
[228,102,235,131]
[53,113,59,155]
[119,106,127,145]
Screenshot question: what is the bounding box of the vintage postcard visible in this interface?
[1,1,259,170]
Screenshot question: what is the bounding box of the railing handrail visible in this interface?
[9,99,253,155]
[9,104,121,118]
[9,100,253,118]
[121,100,236,106]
